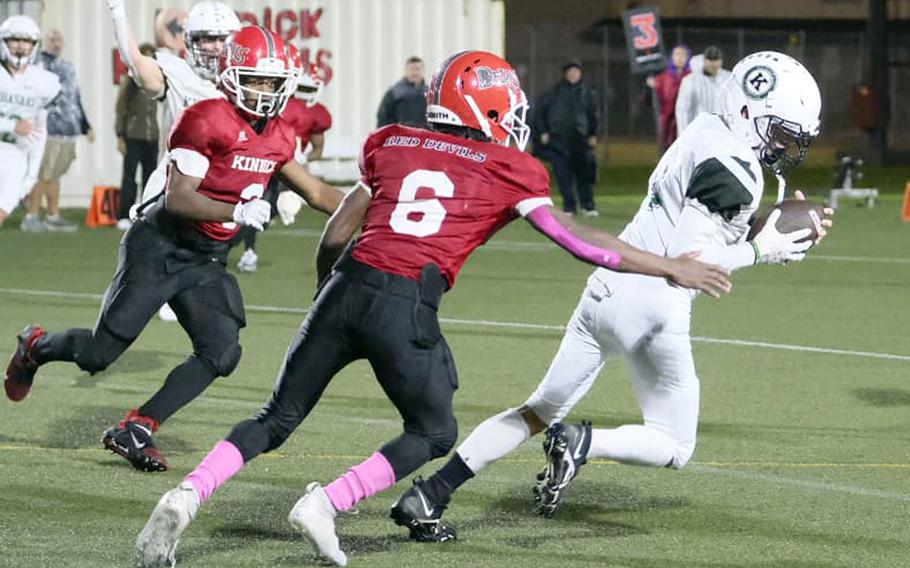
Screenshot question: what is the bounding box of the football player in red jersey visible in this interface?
[3,27,343,473]
[134,51,730,567]
[233,47,334,273]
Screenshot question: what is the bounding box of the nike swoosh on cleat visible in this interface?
[416,490,435,518]
[130,432,147,450]
[573,443,584,461]
[133,424,152,436]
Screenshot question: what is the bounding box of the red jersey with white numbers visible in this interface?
[352,125,553,288]
[167,98,296,241]
[282,98,332,150]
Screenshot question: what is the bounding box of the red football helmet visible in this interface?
[296,63,325,106]
[426,51,530,150]
[218,26,296,118]
[284,44,323,106]
[286,42,303,75]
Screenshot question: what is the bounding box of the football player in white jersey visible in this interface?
[107,0,240,320]
[387,51,835,541]
[0,15,60,227]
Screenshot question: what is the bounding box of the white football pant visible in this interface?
[0,143,28,215]
[524,270,699,469]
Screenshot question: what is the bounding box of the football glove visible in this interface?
[232,199,271,231]
[277,191,306,225]
[751,209,812,265]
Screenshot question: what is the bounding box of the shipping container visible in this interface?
[23,0,504,207]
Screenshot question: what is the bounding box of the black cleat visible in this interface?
[5,325,46,402]
[533,421,592,518]
[390,478,457,543]
[102,410,169,472]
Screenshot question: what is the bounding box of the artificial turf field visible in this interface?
[1,175,909,567]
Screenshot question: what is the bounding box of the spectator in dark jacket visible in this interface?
[534,59,600,217]
[21,29,94,233]
[376,56,427,127]
[114,43,159,229]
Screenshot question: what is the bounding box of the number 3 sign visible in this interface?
[622,6,667,75]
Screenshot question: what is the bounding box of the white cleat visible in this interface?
[134,481,200,568]
[288,482,347,566]
[158,304,178,322]
[236,249,258,273]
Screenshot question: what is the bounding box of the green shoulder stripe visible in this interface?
[686,157,754,221]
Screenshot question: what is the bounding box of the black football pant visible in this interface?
[550,136,597,213]
[227,257,459,480]
[118,138,158,220]
[32,221,246,424]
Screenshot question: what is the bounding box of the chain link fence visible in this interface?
[512,21,910,152]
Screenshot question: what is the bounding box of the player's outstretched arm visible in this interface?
[316,184,371,284]
[107,0,165,95]
[525,205,731,297]
[278,161,345,215]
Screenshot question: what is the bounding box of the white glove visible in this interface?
[276,191,306,225]
[751,209,813,265]
[232,199,271,231]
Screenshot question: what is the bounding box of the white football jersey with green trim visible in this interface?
[0,64,59,147]
[622,113,763,255]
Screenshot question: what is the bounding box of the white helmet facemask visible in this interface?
[719,51,822,177]
[500,89,531,151]
[220,64,297,118]
[185,1,241,81]
[295,72,324,106]
[0,15,41,70]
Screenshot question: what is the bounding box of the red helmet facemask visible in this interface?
[426,51,530,150]
[217,26,296,118]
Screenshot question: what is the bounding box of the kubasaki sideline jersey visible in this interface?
[352,125,553,287]
[282,98,332,153]
[166,98,295,242]
[0,64,59,147]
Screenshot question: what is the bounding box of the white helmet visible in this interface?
[185,1,241,81]
[719,51,822,174]
[0,15,41,70]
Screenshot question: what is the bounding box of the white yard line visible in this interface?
[2,287,910,362]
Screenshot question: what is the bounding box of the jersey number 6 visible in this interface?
[389,170,454,238]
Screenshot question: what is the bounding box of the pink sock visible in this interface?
[324,452,397,512]
[184,440,245,504]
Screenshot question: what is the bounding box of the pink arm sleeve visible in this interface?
[525,206,622,269]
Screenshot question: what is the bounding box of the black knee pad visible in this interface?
[204,343,242,377]
[425,424,458,460]
[71,328,121,374]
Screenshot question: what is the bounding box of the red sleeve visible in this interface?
[499,151,553,214]
[277,120,298,167]
[358,127,387,188]
[311,104,332,134]
[168,101,221,158]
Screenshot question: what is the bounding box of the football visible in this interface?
[747,199,826,243]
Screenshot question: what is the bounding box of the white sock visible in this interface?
[456,408,530,474]
[587,425,676,467]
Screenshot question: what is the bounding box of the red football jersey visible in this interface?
[352,125,553,288]
[167,98,296,241]
[282,98,332,150]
